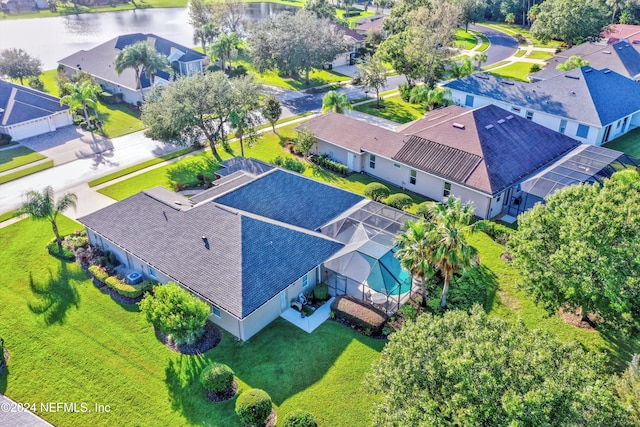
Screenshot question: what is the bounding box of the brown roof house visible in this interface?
[300,105,636,219]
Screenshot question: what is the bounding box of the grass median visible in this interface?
[0,160,54,185]
[0,146,47,173]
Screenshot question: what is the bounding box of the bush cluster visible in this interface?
[235,388,273,426]
[364,182,390,201]
[331,295,388,335]
[309,154,348,175]
[283,410,318,427]
[200,362,234,394]
[398,83,413,102]
[274,156,307,173]
[312,283,329,302]
[478,220,514,245]
[385,193,413,210]
[89,265,110,283]
[46,243,76,261]
[88,265,155,298]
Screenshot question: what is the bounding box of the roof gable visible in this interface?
[214,169,364,230]
[0,80,68,126]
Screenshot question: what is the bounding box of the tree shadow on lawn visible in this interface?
[28,261,84,326]
[166,156,219,190]
[0,365,8,395]
[425,265,498,313]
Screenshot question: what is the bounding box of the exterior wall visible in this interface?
[313,140,352,167]
[4,111,70,140]
[448,89,607,145]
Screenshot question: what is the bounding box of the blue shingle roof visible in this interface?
[214,170,364,230]
[0,80,68,126]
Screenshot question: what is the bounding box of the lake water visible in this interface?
[0,3,297,69]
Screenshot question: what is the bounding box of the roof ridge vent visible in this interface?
[505,115,514,120]
[604,69,612,74]
[584,68,593,73]
[485,124,494,130]
[452,122,465,129]
[497,119,505,124]
[501,80,515,85]
[565,75,580,79]
[603,50,612,54]
[477,74,490,80]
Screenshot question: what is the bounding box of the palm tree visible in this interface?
[17,186,77,250]
[210,32,240,74]
[114,40,170,101]
[229,109,258,158]
[395,220,436,302]
[321,90,352,114]
[59,80,102,125]
[409,86,452,111]
[448,58,474,79]
[423,196,483,307]
[473,52,488,70]
[556,55,590,71]
[194,22,219,57]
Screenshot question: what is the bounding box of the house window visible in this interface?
[576,124,589,138]
[148,266,156,277]
[212,306,221,317]
[393,163,401,168]
[559,119,567,134]
[465,95,474,107]
[409,170,417,185]
[511,106,521,113]
[443,182,451,197]
[302,275,308,288]
[525,111,534,120]
[369,154,376,169]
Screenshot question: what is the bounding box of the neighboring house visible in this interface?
[0,79,72,140]
[0,0,35,13]
[602,24,640,47]
[58,33,208,105]
[443,67,640,145]
[529,40,640,81]
[78,163,416,340]
[332,24,366,67]
[355,17,386,38]
[301,105,637,219]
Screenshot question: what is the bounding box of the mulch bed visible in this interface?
[154,321,222,355]
[558,307,599,331]
[206,379,239,402]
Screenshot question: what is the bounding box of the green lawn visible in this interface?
[469,232,640,370]
[482,60,509,71]
[488,61,534,82]
[455,29,478,50]
[336,7,375,26]
[229,51,350,91]
[526,50,554,60]
[0,217,384,427]
[0,210,17,223]
[353,95,425,124]
[603,127,640,157]
[514,49,526,57]
[0,146,47,173]
[39,70,144,138]
[0,160,54,185]
[472,31,491,52]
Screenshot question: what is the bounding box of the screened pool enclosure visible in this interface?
[320,201,418,314]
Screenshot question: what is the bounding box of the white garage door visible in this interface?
[9,119,52,140]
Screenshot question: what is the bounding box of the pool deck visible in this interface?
[280,297,335,333]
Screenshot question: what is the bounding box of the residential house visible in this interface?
[0,79,72,140]
[78,163,416,340]
[58,33,208,105]
[301,105,637,219]
[602,24,640,47]
[443,67,640,145]
[332,25,366,67]
[355,17,386,38]
[529,40,640,82]
[0,0,35,13]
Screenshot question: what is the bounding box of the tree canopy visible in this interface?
[247,10,345,84]
[141,71,262,158]
[556,55,590,71]
[114,41,170,98]
[510,169,640,332]
[531,0,608,47]
[0,48,43,85]
[368,306,632,426]
[356,54,387,107]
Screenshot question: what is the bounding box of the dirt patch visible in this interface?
[206,379,239,402]
[154,321,222,355]
[501,252,514,262]
[496,290,521,310]
[558,307,598,331]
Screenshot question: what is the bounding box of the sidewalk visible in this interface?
[0,395,54,427]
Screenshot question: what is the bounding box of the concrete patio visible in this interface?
[280,297,335,333]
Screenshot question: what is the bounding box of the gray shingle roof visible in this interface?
[78,188,342,318]
[444,67,640,126]
[214,169,364,230]
[216,157,275,177]
[0,80,68,126]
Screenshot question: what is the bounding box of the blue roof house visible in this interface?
[443,66,640,146]
[58,33,208,105]
[0,80,72,140]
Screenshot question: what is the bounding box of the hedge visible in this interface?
[274,156,306,173]
[235,389,273,426]
[331,295,388,335]
[88,265,110,283]
[478,220,514,245]
[283,410,318,427]
[200,362,234,394]
[385,193,413,210]
[46,243,76,261]
[105,276,155,298]
[364,182,390,202]
[310,154,349,175]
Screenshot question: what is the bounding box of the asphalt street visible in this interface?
[469,23,519,65]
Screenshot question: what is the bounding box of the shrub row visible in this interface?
[310,154,348,175]
[89,265,109,283]
[88,265,155,298]
[274,156,307,173]
[46,242,76,261]
[478,220,514,245]
[331,295,388,335]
